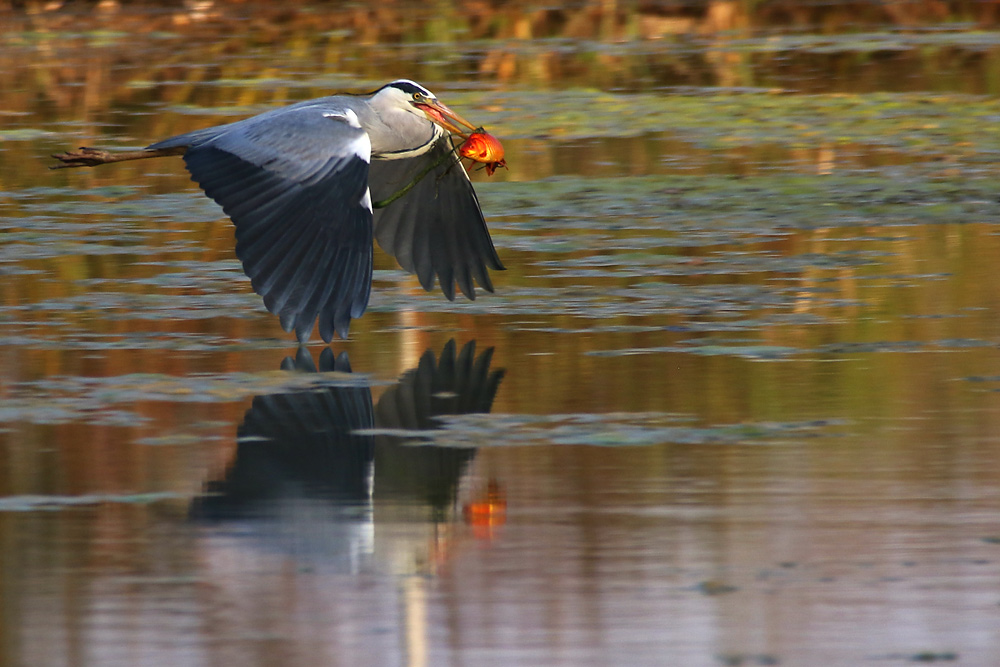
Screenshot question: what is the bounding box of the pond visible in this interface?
[2,3,1000,665]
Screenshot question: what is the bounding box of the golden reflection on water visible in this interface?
[3,4,1000,665]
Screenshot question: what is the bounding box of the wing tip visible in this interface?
[334,313,352,341]
[295,319,315,344]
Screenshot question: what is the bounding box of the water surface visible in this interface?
[2,4,1000,666]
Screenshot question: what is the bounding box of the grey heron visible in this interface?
[52,80,505,343]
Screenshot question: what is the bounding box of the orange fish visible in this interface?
[463,479,507,539]
[458,131,507,176]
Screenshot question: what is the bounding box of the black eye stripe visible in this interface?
[384,79,433,97]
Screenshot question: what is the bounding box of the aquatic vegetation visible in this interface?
[452,89,1000,153]
[1,370,372,425]
[407,412,845,448]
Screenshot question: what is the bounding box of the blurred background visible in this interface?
[3,1,1000,665]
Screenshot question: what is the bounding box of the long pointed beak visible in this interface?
[416,100,478,138]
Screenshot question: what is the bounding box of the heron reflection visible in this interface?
[189,340,504,571]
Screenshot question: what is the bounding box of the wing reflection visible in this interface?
[189,340,504,572]
[190,347,375,519]
[374,339,504,517]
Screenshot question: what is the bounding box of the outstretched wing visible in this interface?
[149,106,373,343]
[368,136,504,301]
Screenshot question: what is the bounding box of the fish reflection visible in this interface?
[189,339,504,573]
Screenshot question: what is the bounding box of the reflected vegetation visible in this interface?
[8,0,1000,158]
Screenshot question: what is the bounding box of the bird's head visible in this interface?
[375,80,477,138]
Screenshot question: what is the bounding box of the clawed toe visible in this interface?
[50,147,108,169]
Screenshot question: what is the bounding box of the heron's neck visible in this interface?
[368,108,443,158]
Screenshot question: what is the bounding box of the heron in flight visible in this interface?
[53,80,504,343]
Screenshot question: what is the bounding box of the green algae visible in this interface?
[1,370,373,426]
[452,88,1000,155]
[0,492,183,511]
[478,169,1000,232]
[396,412,845,448]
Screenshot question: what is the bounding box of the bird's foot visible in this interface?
[50,147,115,169]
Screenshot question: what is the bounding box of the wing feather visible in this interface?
[294,242,342,343]
[369,136,503,301]
[174,107,374,342]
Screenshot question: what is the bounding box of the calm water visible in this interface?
[3,4,1000,666]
